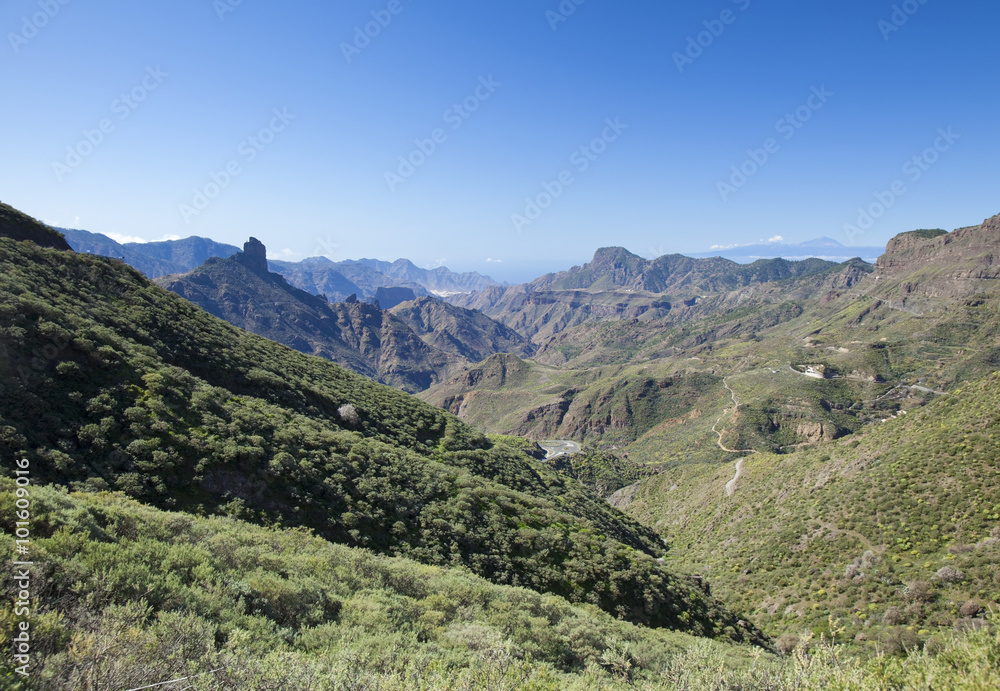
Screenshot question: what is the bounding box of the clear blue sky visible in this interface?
[2,0,997,282]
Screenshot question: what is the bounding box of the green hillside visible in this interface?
[424,354,721,448]
[0,482,756,689]
[7,483,998,689]
[0,236,756,641]
[624,371,1000,652]
[5,201,1000,687]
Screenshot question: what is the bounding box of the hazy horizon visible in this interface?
[3,1,997,281]
[57,219,899,286]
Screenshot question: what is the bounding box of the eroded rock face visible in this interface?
[875,231,949,272]
[607,482,641,510]
[870,216,1000,300]
[375,286,417,310]
[795,422,837,445]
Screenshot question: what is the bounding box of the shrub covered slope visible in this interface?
[0,234,755,640]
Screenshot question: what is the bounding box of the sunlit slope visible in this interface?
[625,371,1000,651]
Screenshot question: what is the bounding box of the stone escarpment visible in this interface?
[869,216,1000,302]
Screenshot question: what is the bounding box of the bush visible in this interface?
[337,403,360,426]
[934,566,964,584]
[905,580,934,603]
[776,633,799,655]
[960,601,982,618]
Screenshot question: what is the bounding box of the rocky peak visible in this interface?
[875,217,999,275]
[590,246,644,268]
[237,237,269,274]
[875,229,948,271]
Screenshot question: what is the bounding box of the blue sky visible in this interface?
[1,0,997,282]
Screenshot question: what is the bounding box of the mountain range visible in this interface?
[60,226,242,278]
[61,227,500,302]
[426,219,1000,452]
[152,238,533,392]
[420,215,1000,653]
[4,199,1000,688]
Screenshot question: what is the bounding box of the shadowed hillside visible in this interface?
[0,201,72,251]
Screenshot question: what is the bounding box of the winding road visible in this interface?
[538,440,581,460]
[712,378,757,454]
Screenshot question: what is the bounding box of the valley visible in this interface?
[2,201,999,688]
[6,3,999,687]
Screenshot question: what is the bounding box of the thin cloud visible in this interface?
[710,236,786,250]
[106,232,151,244]
[105,232,182,244]
[709,241,753,251]
[269,248,303,260]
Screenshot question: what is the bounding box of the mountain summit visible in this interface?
[871,216,1000,302]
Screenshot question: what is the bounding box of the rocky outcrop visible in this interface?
[794,421,838,445]
[869,216,1000,301]
[607,482,641,509]
[236,237,269,274]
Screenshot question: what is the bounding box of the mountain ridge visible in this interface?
[155,239,535,392]
[60,225,499,299]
